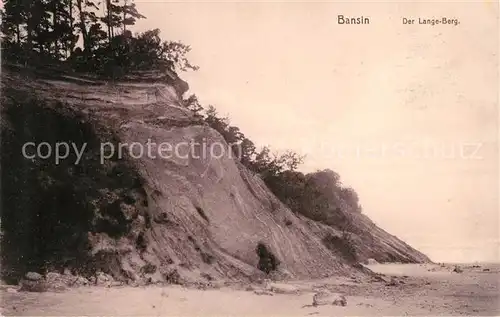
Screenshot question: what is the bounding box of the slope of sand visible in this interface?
[2,263,499,316]
[2,68,427,286]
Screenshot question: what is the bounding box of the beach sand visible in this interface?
[2,263,499,316]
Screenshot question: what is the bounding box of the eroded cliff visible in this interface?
[0,66,429,285]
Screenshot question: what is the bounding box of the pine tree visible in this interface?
[59,0,78,58]
[102,0,121,42]
[74,0,99,55]
[101,0,144,43]
[121,0,145,32]
[1,0,27,45]
[45,0,76,59]
[26,0,52,56]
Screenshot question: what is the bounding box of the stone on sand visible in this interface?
[312,291,347,307]
[365,258,379,265]
[386,276,399,286]
[266,282,300,294]
[254,289,274,296]
[19,279,48,292]
[25,272,43,281]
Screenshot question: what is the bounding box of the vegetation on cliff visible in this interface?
[186,100,363,231]
[1,0,198,77]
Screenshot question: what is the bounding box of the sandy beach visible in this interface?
[2,263,499,316]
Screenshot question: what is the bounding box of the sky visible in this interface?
[132,1,499,263]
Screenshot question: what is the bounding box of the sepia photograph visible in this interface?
[0,0,498,315]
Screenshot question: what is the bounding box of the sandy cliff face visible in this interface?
[301,170,430,264]
[0,67,428,285]
[305,213,431,264]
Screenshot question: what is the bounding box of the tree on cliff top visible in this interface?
[1,0,198,77]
